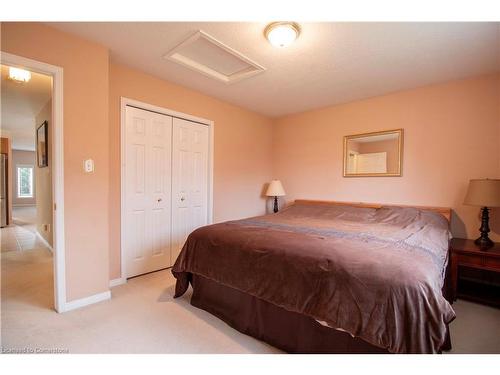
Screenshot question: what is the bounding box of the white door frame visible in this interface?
[118,97,214,285]
[1,51,66,313]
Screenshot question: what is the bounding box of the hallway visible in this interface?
[1,206,49,253]
[1,207,55,353]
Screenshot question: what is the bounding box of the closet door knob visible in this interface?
[157,198,162,202]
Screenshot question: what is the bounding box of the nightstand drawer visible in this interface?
[482,256,500,270]
[456,253,482,268]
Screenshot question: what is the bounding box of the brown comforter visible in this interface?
[172,203,456,353]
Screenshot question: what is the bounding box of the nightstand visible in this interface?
[449,238,500,306]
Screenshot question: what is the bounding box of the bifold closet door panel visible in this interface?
[124,106,172,277]
[171,117,209,264]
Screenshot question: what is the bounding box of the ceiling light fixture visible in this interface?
[9,67,31,83]
[264,22,301,48]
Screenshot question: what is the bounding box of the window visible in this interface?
[17,166,34,198]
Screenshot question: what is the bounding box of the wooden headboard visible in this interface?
[294,199,452,223]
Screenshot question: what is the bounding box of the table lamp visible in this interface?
[266,180,286,213]
[464,178,500,250]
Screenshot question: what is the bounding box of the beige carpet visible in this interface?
[1,245,499,353]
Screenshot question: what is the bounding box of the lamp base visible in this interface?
[474,236,494,250]
[475,207,494,251]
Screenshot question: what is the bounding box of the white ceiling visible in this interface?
[1,64,52,151]
[49,22,500,117]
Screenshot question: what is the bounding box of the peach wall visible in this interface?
[273,74,500,241]
[108,63,273,279]
[35,99,53,246]
[1,22,110,301]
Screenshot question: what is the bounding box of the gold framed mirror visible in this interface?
[343,129,403,177]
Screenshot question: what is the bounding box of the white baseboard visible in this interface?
[109,277,126,288]
[35,230,53,253]
[61,290,111,313]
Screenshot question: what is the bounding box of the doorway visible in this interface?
[0,52,65,313]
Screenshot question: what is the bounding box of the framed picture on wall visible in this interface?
[37,121,48,168]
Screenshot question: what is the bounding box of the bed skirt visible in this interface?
[181,258,453,354]
[189,274,390,353]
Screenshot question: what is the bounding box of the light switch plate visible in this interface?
[84,159,94,173]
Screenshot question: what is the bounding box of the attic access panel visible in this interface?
[164,30,265,84]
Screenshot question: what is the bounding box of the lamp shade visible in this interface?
[266,180,286,197]
[464,179,500,207]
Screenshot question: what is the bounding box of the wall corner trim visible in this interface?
[109,278,126,288]
[60,291,111,313]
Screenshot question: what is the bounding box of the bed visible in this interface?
[172,200,456,354]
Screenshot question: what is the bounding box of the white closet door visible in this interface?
[171,117,209,263]
[125,106,172,278]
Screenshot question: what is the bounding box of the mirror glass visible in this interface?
[343,129,403,177]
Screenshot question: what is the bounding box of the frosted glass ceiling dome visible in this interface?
[265,22,301,48]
